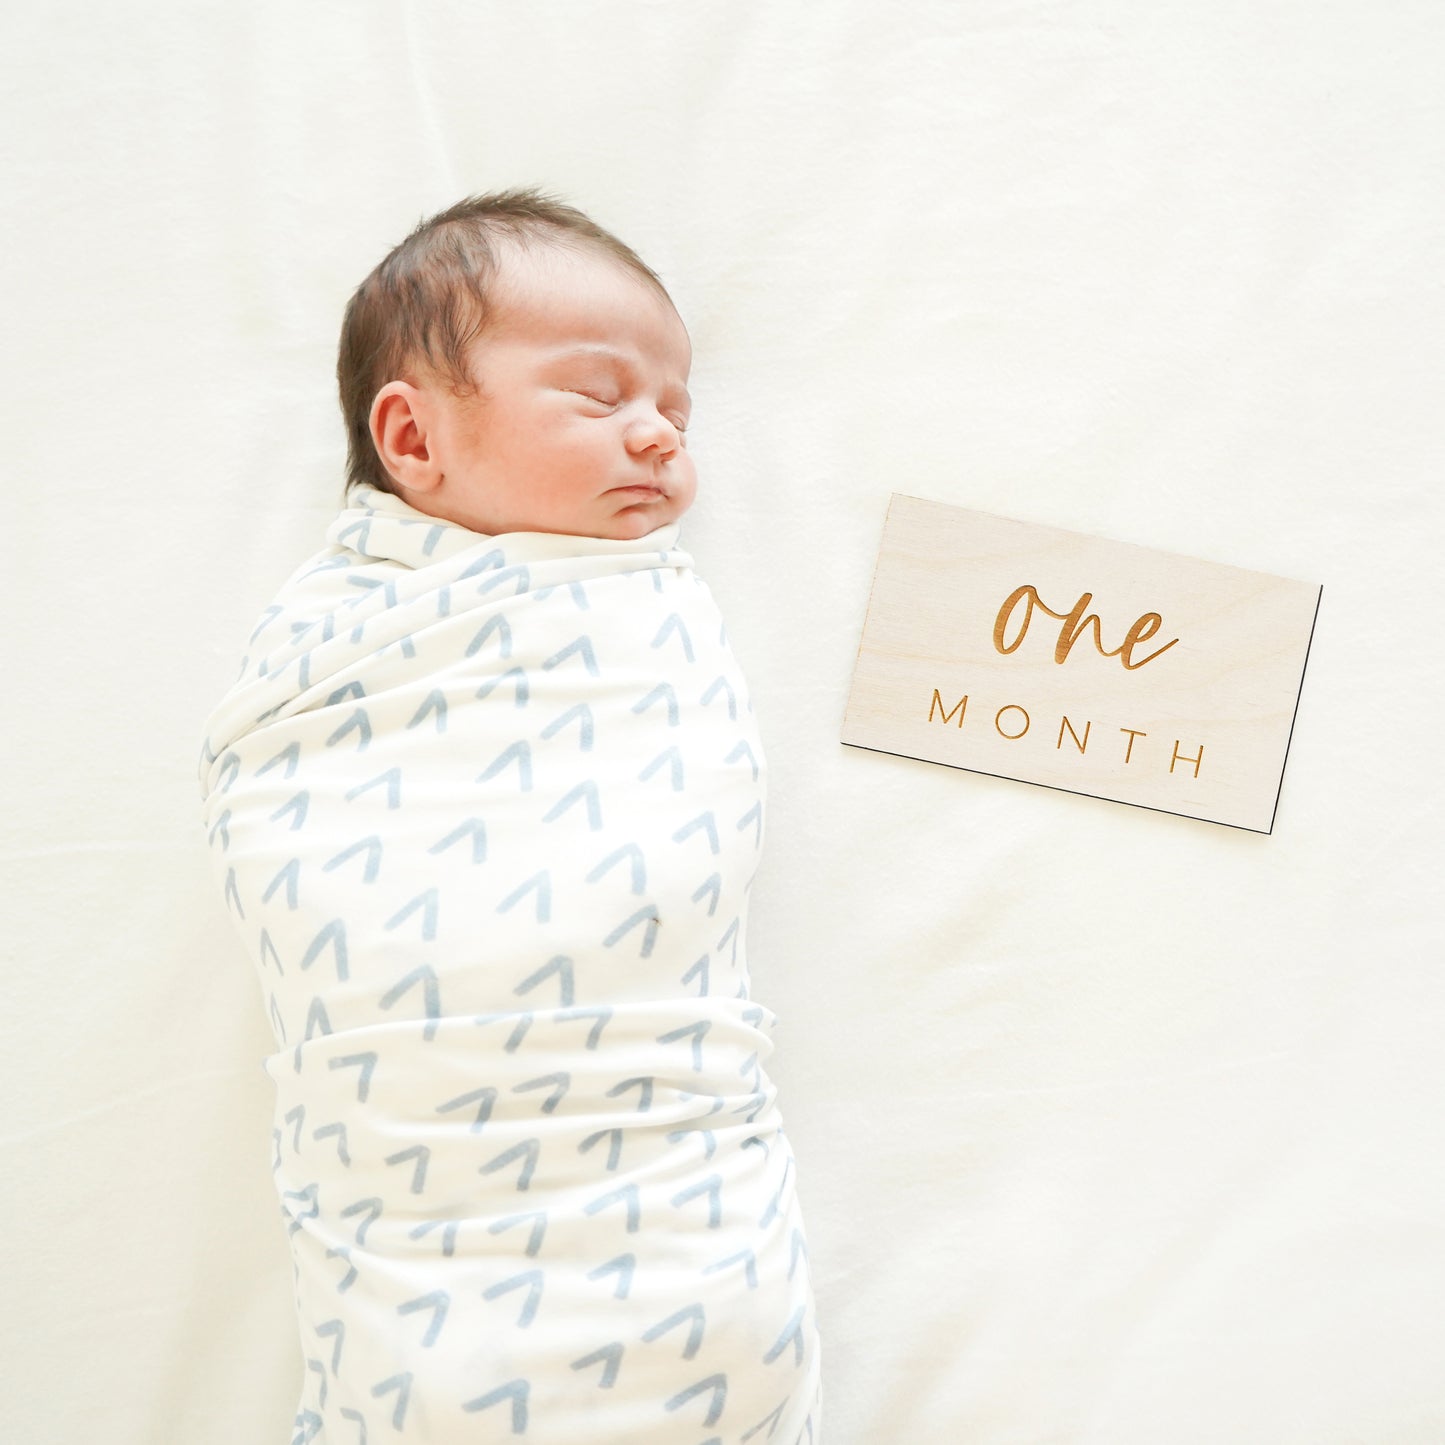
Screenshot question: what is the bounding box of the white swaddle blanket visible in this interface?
[199,486,820,1445]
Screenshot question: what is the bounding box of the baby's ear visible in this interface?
[370,381,442,496]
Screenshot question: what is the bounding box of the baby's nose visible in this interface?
[627,409,681,455]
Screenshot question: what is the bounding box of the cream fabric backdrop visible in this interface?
[3,3,1442,1442]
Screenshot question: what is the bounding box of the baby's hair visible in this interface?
[337,188,672,495]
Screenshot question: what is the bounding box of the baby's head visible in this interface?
[338,190,695,541]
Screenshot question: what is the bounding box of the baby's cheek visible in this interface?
[673,460,700,508]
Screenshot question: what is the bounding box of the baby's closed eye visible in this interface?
[566,387,620,408]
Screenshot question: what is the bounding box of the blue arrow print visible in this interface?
[658,1019,710,1071]
[542,779,603,830]
[324,834,383,883]
[606,1076,654,1113]
[571,1341,623,1389]
[397,1289,450,1347]
[300,919,349,981]
[603,904,660,957]
[669,1125,718,1160]
[270,790,309,830]
[215,751,240,793]
[586,842,647,895]
[385,887,439,941]
[313,1121,350,1165]
[742,1400,787,1441]
[371,1372,412,1431]
[643,1303,706,1360]
[652,612,696,663]
[224,867,245,919]
[640,745,685,791]
[384,1144,430,1194]
[378,964,440,1039]
[462,1379,529,1432]
[429,817,486,863]
[407,688,448,733]
[457,546,507,578]
[726,739,760,781]
[304,997,332,1040]
[326,1244,358,1293]
[664,1374,727,1428]
[466,613,512,658]
[586,1251,635,1299]
[789,1227,809,1280]
[478,739,532,791]
[482,1269,543,1327]
[326,707,372,752]
[540,702,594,751]
[579,1127,623,1171]
[437,1085,496,1131]
[474,665,529,707]
[691,872,722,915]
[681,954,710,995]
[256,740,300,780]
[329,1050,376,1101]
[513,1072,569,1114]
[409,1217,459,1258]
[701,674,737,719]
[262,857,300,909]
[344,768,400,809]
[584,1182,640,1233]
[586,1251,635,1298]
[542,635,599,677]
[671,1173,723,1228]
[477,563,531,598]
[283,1104,306,1152]
[515,954,574,1007]
[314,1317,345,1374]
[557,1005,613,1050]
[488,1209,547,1258]
[325,680,366,707]
[632,681,679,726]
[673,810,720,854]
[498,870,551,923]
[480,1138,540,1191]
[704,1249,759,1290]
[762,1305,807,1366]
[340,1196,383,1246]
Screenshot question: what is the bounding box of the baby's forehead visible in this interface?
[479,241,689,365]
[489,238,658,311]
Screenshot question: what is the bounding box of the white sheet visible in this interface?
[4,4,1443,1443]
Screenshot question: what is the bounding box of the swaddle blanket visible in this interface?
[199,486,820,1445]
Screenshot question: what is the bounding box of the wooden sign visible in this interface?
[842,494,1321,832]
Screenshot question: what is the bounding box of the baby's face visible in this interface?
[417,244,696,540]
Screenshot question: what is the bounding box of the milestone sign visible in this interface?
[842,494,1321,832]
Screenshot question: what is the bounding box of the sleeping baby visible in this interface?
[199,191,821,1445]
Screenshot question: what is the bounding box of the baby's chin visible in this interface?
[595,502,690,542]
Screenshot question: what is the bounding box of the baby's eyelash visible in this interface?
[566,387,688,431]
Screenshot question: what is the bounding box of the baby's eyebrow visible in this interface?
[546,344,636,375]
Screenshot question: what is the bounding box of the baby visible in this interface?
[200,192,820,1445]
[342,191,696,542]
